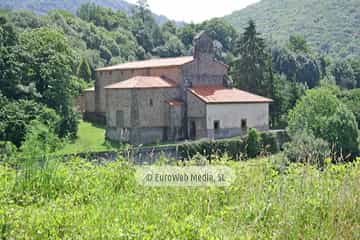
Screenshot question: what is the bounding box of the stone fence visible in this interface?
[69,145,180,164]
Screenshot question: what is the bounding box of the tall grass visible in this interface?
[0,155,359,239]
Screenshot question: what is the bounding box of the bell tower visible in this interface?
[193,31,214,60]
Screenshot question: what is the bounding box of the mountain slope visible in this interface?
[224,0,360,58]
[0,0,170,24]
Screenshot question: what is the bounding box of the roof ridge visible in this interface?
[96,56,194,72]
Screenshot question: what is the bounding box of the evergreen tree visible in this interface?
[231,20,269,96]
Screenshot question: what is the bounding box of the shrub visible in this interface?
[0,99,61,147]
[177,130,289,161]
[283,133,331,167]
[0,141,16,162]
[246,128,261,158]
[288,88,359,159]
[260,131,279,154]
[178,138,246,161]
[57,108,80,139]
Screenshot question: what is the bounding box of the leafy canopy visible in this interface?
[288,88,359,158]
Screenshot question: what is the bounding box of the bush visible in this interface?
[0,141,16,162]
[178,139,246,161]
[246,128,261,158]
[283,133,331,167]
[57,108,80,139]
[178,130,289,160]
[19,120,62,159]
[0,99,61,147]
[288,88,359,159]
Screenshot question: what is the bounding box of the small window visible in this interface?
[149,99,153,106]
[214,120,220,132]
[241,119,247,130]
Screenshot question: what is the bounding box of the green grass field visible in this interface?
[1,155,359,239]
[59,121,120,154]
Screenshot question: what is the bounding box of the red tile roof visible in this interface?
[104,76,177,89]
[188,85,273,104]
[166,100,183,106]
[96,56,194,71]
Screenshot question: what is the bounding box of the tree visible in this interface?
[332,62,356,89]
[77,3,129,31]
[288,35,310,54]
[77,57,92,82]
[154,35,185,57]
[0,17,22,99]
[231,20,269,96]
[162,21,177,35]
[269,74,290,128]
[295,54,320,88]
[177,23,197,47]
[288,88,359,159]
[339,88,360,128]
[135,0,150,25]
[131,0,157,53]
[99,45,112,63]
[348,57,360,87]
[19,27,78,138]
[272,46,320,88]
[200,18,237,52]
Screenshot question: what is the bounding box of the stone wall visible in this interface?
[85,90,95,113]
[106,89,132,128]
[65,145,181,164]
[133,88,181,128]
[187,91,207,139]
[182,59,227,87]
[167,104,184,140]
[75,95,85,113]
[95,66,183,115]
[106,87,181,144]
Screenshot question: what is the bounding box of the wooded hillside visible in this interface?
[224,0,360,59]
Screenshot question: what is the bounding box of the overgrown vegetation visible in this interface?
[0,155,359,239]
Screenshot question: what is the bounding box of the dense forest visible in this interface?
[0,0,359,157]
[224,0,360,59]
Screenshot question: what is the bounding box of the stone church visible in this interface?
[83,32,272,145]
